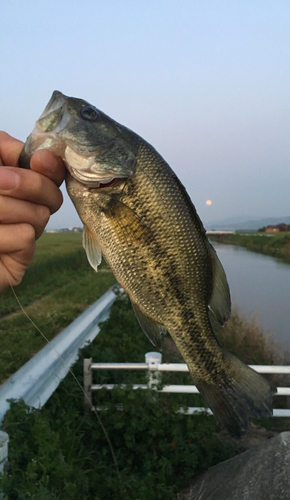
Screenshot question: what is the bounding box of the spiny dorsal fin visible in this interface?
[207,243,231,333]
[82,224,102,272]
[131,301,167,350]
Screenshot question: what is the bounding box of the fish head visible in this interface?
[20,90,137,189]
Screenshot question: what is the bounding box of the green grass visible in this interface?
[1,233,290,499]
[1,232,101,315]
[209,232,290,262]
[0,233,116,383]
[1,294,289,499]
[0,295,236,500]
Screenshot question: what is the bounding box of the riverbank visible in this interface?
[209,232,290,263]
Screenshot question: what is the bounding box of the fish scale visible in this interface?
[19,90,276,437]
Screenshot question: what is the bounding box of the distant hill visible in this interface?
[205,216,290,231]
[45,227,82,233]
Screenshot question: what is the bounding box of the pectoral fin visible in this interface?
[109,199,153,248]
[131,301,167,349]
[82,224,102,272]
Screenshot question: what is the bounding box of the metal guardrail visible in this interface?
[84,352,290,417]
[0,287,118,484]
[0,431,9,478]
[0,287,117,425]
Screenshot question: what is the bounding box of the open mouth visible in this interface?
[88,177,128,191]
[88,177,119,189]
[95,178,117,189]
[66,166,127,191]
[66,164,118,188]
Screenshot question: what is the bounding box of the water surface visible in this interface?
[212,241,290,353]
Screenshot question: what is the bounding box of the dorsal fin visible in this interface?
[207,243,231,334]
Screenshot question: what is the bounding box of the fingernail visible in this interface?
[0,169,20,190]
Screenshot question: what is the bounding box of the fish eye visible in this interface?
[80,106,99,121]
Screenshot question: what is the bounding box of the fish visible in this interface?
[19,91,276,437]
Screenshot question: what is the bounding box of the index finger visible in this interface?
[0,132,23,167]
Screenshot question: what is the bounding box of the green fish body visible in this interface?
[19,91,276,436]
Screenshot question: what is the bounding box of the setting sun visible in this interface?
[206,200,212,206]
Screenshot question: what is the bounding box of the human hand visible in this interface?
[0,131,65,293]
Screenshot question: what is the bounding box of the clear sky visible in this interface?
[1,0,289,229]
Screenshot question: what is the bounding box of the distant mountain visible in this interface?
[45,227,83,233]
[205,216,290,231]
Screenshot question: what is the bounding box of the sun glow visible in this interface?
[206,200,212,206]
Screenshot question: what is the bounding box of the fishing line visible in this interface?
[9,282,126,496]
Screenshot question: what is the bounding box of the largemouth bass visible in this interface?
[19,91,276,437]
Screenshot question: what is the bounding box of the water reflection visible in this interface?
[212,241,290,352]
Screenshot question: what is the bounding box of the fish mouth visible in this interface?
[65,169,127,192]
[65,147,127,188]
[68,166,123,189]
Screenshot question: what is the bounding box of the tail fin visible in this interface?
[195,349,277,437]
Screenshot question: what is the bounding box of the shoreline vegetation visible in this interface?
[208,232,290,263]
[1,233,289,498]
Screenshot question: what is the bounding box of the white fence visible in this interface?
[84,351,290,418]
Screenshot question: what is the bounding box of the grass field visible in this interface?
[1,231,288,383]
[1,233,290,499]
[209,232,290,262]
[1,292,289,500]
[0,232,116,383]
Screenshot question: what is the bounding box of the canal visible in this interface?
[212,241,290,353]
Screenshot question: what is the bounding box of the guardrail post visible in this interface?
[145,352,162,388]
[83,358,92,417]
